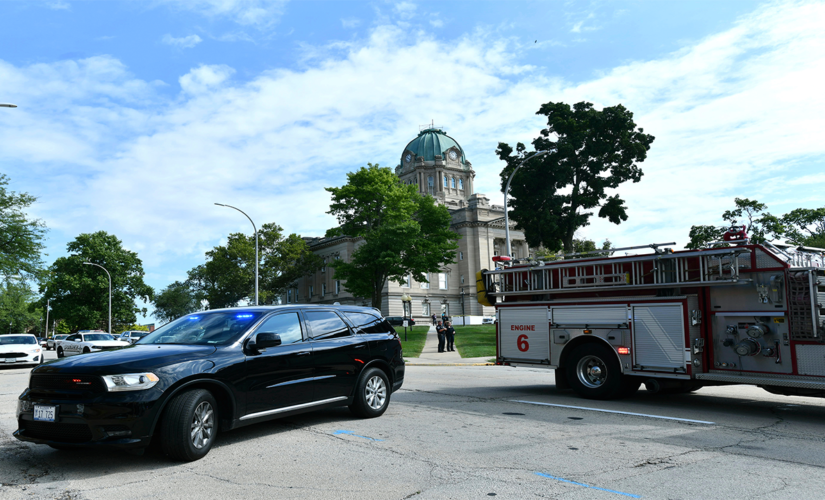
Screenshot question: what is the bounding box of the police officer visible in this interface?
[444,321,456,352]
[436,320,446,353]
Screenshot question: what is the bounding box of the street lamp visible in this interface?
[400,293,412,342]
[503,150,550,258]
[459,287,466,326]
[215,203,258,306]
[83,262,112,334]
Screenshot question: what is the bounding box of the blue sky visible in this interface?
[2,0,824,322]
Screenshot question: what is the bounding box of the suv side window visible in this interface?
[255,313,304,345]
[344,312,390,334]
[305,311,351,340]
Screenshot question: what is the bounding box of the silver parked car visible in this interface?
[46,334,68,350]
[118,330,150,344]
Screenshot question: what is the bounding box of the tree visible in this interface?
[780,207,825,248]
[538,237,614,261]
[686,198,783,249]
[497,101,654,254]
[0,174,47,280]
[38,231,154,332]
[326,164,459,308]
[0,281,41,333]
[187,223,321,309]
[152,281,200,323]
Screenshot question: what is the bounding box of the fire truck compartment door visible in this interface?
[499,307,550,362]
[552,306,627,326]
[632,304,686,370]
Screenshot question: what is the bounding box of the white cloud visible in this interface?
[394,1,416,19]
[161,34,203,48]
[154,0,288,27]
[341,17,361,29]
[47,1,70,10]
[1,0,824,299]
[429,18,444,28]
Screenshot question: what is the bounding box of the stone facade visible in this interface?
[283,128,532,322]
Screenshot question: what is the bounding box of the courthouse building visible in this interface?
[284,127,532,322]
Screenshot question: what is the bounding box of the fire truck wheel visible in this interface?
[566,343,627,400]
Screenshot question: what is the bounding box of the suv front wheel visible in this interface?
[160,389,218,461]
[349,367,390,418]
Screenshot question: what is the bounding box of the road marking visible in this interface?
[511,400,715,425]
[333,430,384,441]
[535,472,641,498]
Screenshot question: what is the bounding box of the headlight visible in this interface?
[101,373,160,392]
[29,348,41,353]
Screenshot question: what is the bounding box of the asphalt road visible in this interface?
[3,350,825,499]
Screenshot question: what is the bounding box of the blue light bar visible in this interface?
[188,316,199,320]
[236,313,254,319]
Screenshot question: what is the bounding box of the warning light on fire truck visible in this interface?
[617,347,631,355]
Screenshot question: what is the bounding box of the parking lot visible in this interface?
[3,350,825,499]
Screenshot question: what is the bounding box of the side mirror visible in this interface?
[255,332,282,349]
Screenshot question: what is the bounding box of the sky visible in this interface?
[2,0,825,322]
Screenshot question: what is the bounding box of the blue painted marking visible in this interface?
[333,430,384,441]
[535,472,640,498]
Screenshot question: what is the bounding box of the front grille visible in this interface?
[20,420,93,443]
[2,352,27,358]
[30,374,107,394]
[93,346,121,351]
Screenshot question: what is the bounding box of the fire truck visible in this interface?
[476,225,825,400]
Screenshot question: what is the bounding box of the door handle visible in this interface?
[353,345,366,349]
[296,351,311,356]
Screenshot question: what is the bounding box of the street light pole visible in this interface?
[83,262,112,334]
[503,150,550,258]
[215,203,258,306]
[400,293,412,342]
[44,299,50,338]
[460,287,466,326]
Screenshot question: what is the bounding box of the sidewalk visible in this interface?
[405,324,494,366]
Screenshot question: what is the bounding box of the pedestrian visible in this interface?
[441,312,447,324]
[445,321,456,352]
[431,313,437,326]
[436,320,446,353]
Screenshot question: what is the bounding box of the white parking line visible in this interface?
[511,400,715,425]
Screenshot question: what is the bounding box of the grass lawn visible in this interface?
[453,325,496,358]
[398,325,429,358]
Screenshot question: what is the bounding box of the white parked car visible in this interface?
[0,334,43,365]
[56,332,130,358]
[46,334,68,350]
[118,330,150,344]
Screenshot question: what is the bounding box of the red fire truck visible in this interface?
[476,226,825,400]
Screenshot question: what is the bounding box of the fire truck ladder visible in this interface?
[487,246,752,297]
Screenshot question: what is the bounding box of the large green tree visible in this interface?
[497,101,654,254]
[152,281,200,323]
[780,207,825,248]
[0,174,47,280]
[187,223,321,309]
[38,231,154,332]
[0,281,42,334]
[326,164,459,307]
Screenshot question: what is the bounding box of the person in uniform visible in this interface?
[444,321,456,352]
[436,320,446,353]
[431,313,437,326]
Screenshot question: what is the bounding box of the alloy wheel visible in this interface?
[190,401,214,449]
[365,375,387,410]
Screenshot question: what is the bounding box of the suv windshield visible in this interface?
[139,311,264,345]
[84,334,116,341]
[0,336,36,345]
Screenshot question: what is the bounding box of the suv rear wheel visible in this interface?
[349,367,390,418]
[160,389,218,461]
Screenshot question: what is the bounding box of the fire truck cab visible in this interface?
[478,232,825,400]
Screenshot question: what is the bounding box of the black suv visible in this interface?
[15,305,404,461]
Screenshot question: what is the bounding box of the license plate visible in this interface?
[33,405,57,422]
[4,358,15,363]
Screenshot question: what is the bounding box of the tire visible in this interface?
[160,389,218,462]
[349,367,391,418]
[57,347,64,358]
[565,343,631,400]
[82,347,91,354]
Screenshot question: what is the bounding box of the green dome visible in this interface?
[402,128,467,165]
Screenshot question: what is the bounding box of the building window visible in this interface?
[428,176,434,194]
[287,290,292,304]
[461,275,465,284]
[441,304,449,316]
[459,178,464,190]
[451,177,456,189]
[335,280,340,294]
[443,175,448,188]
[322,283,326,297]
[295,288,299,300]
[439,273,448,290]
[422,302,430,316]
[401,274,411,288]
[309,285,314,297]
[321,257,326,273]
[459,251,463,261]
[420,273,430,289]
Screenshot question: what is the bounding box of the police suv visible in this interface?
[56,331,130,358]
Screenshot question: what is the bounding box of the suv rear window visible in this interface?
[344,312,394,334]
